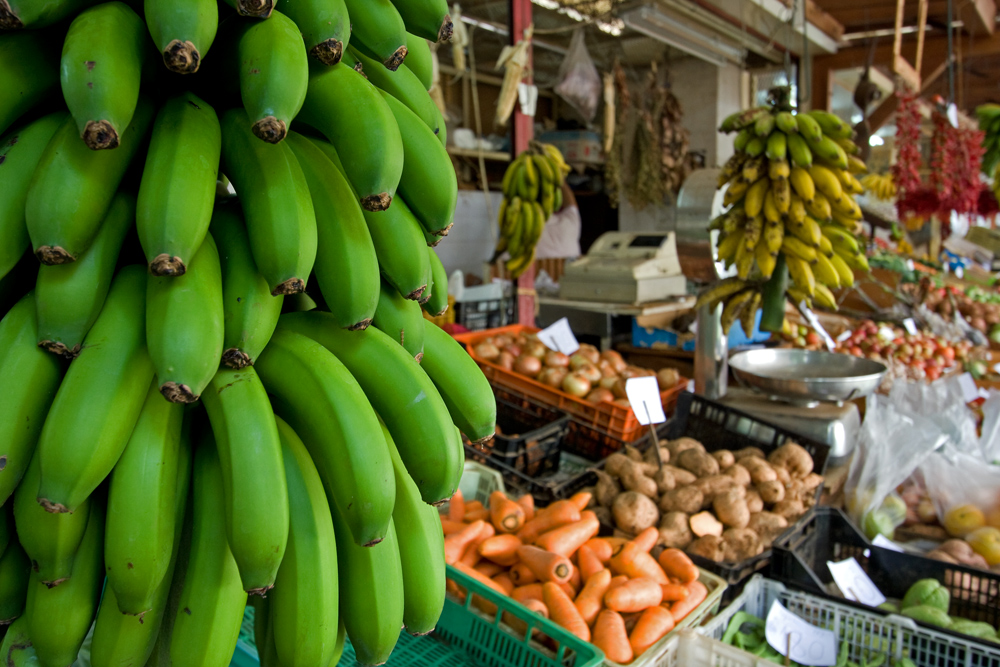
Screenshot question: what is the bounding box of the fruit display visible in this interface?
[705,94,870,334]
[877,578,1000,642]
[861,172,898,202]
[440,488,716,664]
[589,439,822,565]
[496,143,572,278]
[0,1,501,665]
[909,283,1000,340]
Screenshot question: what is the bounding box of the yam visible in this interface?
[689,511,724,538]
[594,470,622,508]
[734,447,766,461]
[618,461,658,499]
[676,449,720,478]
[652,468,676,494]
[658,487,703,514]
[667,437,704,457]
[741,457,777,485]
[662,465,697,486]
[773,465,791,485]
[771,499,805,521]
[756,480,785,504]
[745,489,764,513]
[802,473,824,492]
[768,442,813,478]
[624,445,643,462]
[658,511,693,549]
[712,450,735,469]
[722,528,763,562]
[713,489,750,529]
[605,453,631,478]
[723,464,751,487]
[747,511,788,548]
[694,475,738,499]
[643,446,670,467]
[612,491,659,535]
[687,535,725,562]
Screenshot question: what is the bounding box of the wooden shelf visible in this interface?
[448,147,511,162]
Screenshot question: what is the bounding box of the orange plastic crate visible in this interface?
[454,325,686,444]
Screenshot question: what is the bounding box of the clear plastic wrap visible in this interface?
[554,29,601,123]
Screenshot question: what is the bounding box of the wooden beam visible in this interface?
[805,0,845,41]
[958,0,996,35]
[866,59,948,131]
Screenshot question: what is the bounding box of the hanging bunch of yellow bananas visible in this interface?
[861,172,897,201]
[704,103,871,334]
[496,142,570,277]
[976,104,1000,203]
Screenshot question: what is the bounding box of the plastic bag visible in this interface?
[555,29,601,123]
[920,444,1000,525]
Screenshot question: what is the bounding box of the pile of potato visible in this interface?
[586,438,823,564]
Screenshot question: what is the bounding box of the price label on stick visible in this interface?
[537,318,579,355]
[826,558,886,607]
[872,534,904,553]
[799,302,835,351]
[625,377,666,426]
[765,601,838,666]
[903,318,918,335]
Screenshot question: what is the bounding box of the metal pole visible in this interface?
[946,0,954,104]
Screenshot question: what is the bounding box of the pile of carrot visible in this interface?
[440,489,710,664]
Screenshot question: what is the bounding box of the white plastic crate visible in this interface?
[639,630,791,667]
[701,576,1000,667]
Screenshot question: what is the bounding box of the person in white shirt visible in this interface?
[533,181,581,260]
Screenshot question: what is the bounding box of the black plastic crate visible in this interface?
[453,297,514,332]
[484,397,570,476]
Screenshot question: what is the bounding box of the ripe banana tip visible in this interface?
[252,117,288,145]
[439,17,455,43]
[435,224,453,237]
[42,577,68,589]
[150,253,187,277]
[363,537,384,548]
[222,348,253,369]
[405,285,428,302]
[237,0,273,18]
[160,382,200,404]
[347,318,373,332]
[0,1,21,29]
[384,46,409,72]
[38,340,81,360]
[414,352,424,363]
[309,39,345,66]
[417,293,431,306]
[162,40,202,75]
[37,498,69,514]
[247,584,275,597]
[410,629,435,637]
[271,278,307,296]
[361,193,393,212]
[35,245,76,266]
[83,120,120,151]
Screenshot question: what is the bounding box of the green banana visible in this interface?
[775,111,797,134]
[0,540,30,624]
[35,191,134,359]
[254,327,394,547]
[298,64,404,212]
[0,292,64,507]
[104,380,186,615]
[346,47,445,145]
[144,0,218,74]
[423,246,450,317]
[0,617,36,666]
[418,257,435,306]
[405,33,434,90]
[373,279,426,360]
[421,317,495,442]
[168,432,248,667]
[13,453,91,588]
[754,112,775,138]
[807,135,848,169]
[280,312,463,505]
[390,0,451,42]
[270,417,340,667]
[795,113,823,142]
[0,510,10,559]
[137,91,221,277]
[60,2,148,150]
[765,131,787,162]
[0,30,61,136]
[0,112,66,282]
[383,424,444,635]
[36,266,154,515]
[787,132,813,168]
[331,506,403,666]
[146,233,225,403]
[381,92,457,235]
[807,110,853,139]
[274,0,350,65]
[24,502,104,667]
[287,134,380,331]
[26,99,153,265]
[0,0,99,28]
[343,0,409,70]
[364,196,431,301]
[221,0,272,18]
[201,366,289,595]
[210,202,284,368]
[220,107,317,295]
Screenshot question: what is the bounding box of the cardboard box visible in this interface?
[538,130,603,164]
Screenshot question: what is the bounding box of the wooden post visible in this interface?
[510,0,536,326]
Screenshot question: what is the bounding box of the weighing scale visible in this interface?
[559,231,687,304]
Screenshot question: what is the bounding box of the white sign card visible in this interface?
[872,534,904,553]
[537,318,579,355]
[625,377,666,426]
[765,601,838,666]
[800,303,835,351]
[903,318,918,335]
[826,558,886,607]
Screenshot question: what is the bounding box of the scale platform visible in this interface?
[560,232,687,304]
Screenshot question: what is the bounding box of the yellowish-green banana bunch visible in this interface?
[861,172,898,201]
[975,104,1000,202]
[496,142,570,277]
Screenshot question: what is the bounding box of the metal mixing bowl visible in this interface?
[729,348,887,405]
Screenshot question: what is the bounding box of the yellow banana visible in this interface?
[781,236,818,262]
[807,165,844,203]
[764,221,784,254]
[693,277,748,311]
[721,289,755,333]
[788,196,806,225]
[744,216,763,252]
[805,192,833,221]
[768,159,790,181]
[813,283,838,310]
[829,252,855,287]
[818,232,834,257]
[743,177,769,218]
[724,178,751,208]
[789,167,816,203]
[740,291,763,338]
[785,255,816,297]
[716,231,742,266]
[755,241,777,279]
[772,177,791,214]
[811,251,841,289]
[735,241,754,279]
[762,189,781,225]
[741,156,764,184]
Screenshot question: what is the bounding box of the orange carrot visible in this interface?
[440,517,467,535]
[669,580,707,622]
[569,491,592,510]
[517,545,572,584]
[450,562,510,596]
[510,562,538,585]
[633,526,659,553]
[583,538,613,563]
[522,598,549,619]
[660,583,689,602]
[629,605,675,657]
[608,575,629,591]
[543,582,591,642]
[592,609,633,664]
[489,490,526,534]
[574,568,611,626]
[517,494,536,521]
[602,537,628,558]
[459,522,496,567]
[609,542,668,584]
[492,572,515,595]
[444,520,485,564]
[558,580,578,598]
[516,500,581,543]
[478,534,522,566]
[567,562,581,591]
[577,545,604,583]
[657,548,699,584]
[534,511,600,557]
[604,577,664,613]
[474,561,504,578]
[465,500,484,513]
[448,489,466,522]
[464,507,489,522]
[511,583,545,604]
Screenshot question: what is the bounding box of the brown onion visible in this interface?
[504,344,522,358]
[600,349,627,373]
[578,363,602,385]
[496,351,515,371]
[599,360,618,378]
[562,372,591,397]
[657,367,681,389]
[543,350,569,368]
[514,353,542,377]
[525,340,548,359]
[569,353,591,370]
[578,344,600,364]
[587,387,615,403]
[599,375,620,390]
[493,334,512,348]
[619,366,640,379]
[473,342,500,361]
[613,398,633,408]
[538,367,568,388]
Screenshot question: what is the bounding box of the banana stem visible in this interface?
[760,255,788,332]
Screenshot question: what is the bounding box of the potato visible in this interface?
[667,437,704,457]
[652,468,676,494]
[677,449,720,478]
[612,491,660,534]
[693,474,738,499]
[687,535,725,562]
[724,464,752,487]
[713,488,750,529]
[659,487,703,514]
[594,470,622,508]
[662,465,697,486]
[624,445,644,462]
[605,452,631,478]
[593,506,613,526]
[768,442,814,478]
[746,489,764,513]
[658,511,693,549]
[712,450,735,469]
[938,539,976,564]
[771,499,805,520]
[643,446,670,467]
[756,480,785,504]
[734,446,766,461]
[742,457,777,484]
[747,511,789,547]
[689,511,724,537]
[619,461,658,498]
[773,465,791,485]
[803,473,824,492]
[928,549,959,565]
[722,528,763,562]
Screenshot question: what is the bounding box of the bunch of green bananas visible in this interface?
[496,142,571,277]
[0,1,499,665]
[976,104,1000,202]
[707,106,871,331]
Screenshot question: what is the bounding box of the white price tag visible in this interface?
[518,83,538,117]
[872,534,904,553]
[765,601,838,666]
[826,558,887,607]
[903,318,918,335]
[625,377,666,426]
[957,373,980,402]
[686,379,696,393]
[878,326,896,341]
[906,259,915,272]
[836,330,852,344]
[537,318,579,355]
[799,303,835,351]
[947,103,959,129]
